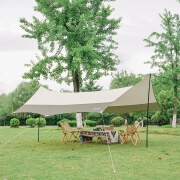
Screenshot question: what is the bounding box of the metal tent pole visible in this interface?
[146,74,151,148]
[38,114,40,142]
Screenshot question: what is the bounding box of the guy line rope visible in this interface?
[0,128,28,148]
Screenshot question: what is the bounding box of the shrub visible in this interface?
[36,118,46,127]
[57,119,71,127]
[137,117,150,126]
[111,116,125,127]
[87,112,116,125]
[60,119,71,123]
[58,119,98,127]
[26,118,36,127]
[68,120,77,127]
[161,125,173,128]
[61,113,76,120]
[45,114,61,125]
[0,116,6,126]
[84,120,98,127]
[10,118,20,127]
[151,112,169,126]
[87,112,102,122]
[57,121,60,127]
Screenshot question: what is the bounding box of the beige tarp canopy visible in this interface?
[14,75,160,116]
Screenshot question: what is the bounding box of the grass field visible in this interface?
[0,125,180,180]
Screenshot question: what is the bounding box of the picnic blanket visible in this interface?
[79,131,120,144]
[108,131,119,143]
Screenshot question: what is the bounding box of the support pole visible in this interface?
[146,74,151,148]
[38,114,40,142]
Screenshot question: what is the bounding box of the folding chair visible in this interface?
[95,137,104,144]
[119,123,137,145]
[60,122,80,143]
[134,121,141,144]
[103,126,114,131]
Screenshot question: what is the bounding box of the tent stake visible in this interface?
[38,114,40,142]
[146,74,151,148]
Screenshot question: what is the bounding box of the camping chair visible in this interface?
[119,123,137,145]
[60,122,80,143]
[103,126,114,131]
[134,121,141,144]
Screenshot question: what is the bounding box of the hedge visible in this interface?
[57,119,71,127]
[84,120,98,127]
[58,119,98,127]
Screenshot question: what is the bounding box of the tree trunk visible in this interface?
[72,70,83,129]
[172,85,177,128]
[142,116,144,127]
[125,116,128,125]
[76,113,83,129]
[73,70,80,92]
[82,112,86,127]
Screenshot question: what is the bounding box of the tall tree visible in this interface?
[20,0,121,128]
[80,80,103,126]
[144,9,180,128]
[0,80,47,125]
[0,94,10,126]
[110,70,145,89]
[9,80,45,113]
[110,71,145,125]
[80,80,103,92]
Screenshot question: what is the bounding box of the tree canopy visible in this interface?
[80,80,103,92]
[0,81,48,126]
[20,0,121,92]
[110,70,145,89]
[144,9,180,127]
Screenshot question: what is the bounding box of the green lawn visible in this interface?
[0,126,180,180]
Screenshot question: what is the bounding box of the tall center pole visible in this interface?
[38,114,40,142]
[146,74,151,148]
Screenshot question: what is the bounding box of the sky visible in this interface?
[0,0,179,95]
